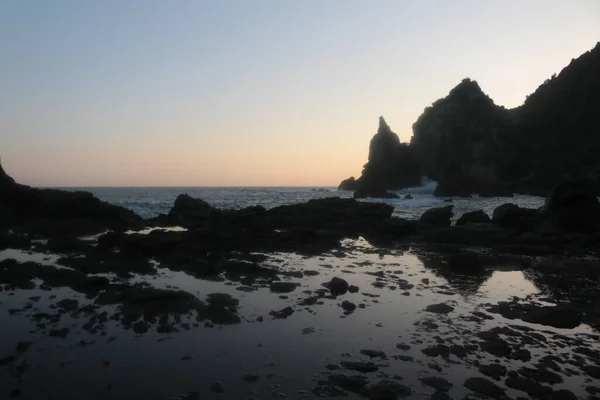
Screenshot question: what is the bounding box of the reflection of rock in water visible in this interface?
[523,258,600,329]
[417,251,526,296]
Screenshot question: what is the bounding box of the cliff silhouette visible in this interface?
[341,42,600,197]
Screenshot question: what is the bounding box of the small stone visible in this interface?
[425,303,454,314]
[342,301,356,312]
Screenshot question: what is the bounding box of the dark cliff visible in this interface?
[341,42,600,197]
[338,117,421,193]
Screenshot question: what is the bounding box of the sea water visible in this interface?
[57,179,546,220]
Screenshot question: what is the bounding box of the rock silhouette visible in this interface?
[340,42,600,197]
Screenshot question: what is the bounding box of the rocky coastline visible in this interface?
[1,161,600,399]
[340,42,600,198]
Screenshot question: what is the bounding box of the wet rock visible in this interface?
[480,338,512,358]
[478,364,507,380]
[419,377,453,391]
[425,303,454,314]
[463,377,505,398]
[323,277,349,295]
[393,355,414,362]
[49,328,69,338]
[455,210,491,226]
[431,391,452,400]
[582,365,600,379]
[517,366,563,384]
[132,320,148,334]
[505,377,552,397]
[449,344,468,358]
[348,285,360,293]
[421,345,450,357]
[366,380,412,399]
[301,327,315,335]
[56,298,79,312]
[340,361,379,373]
[270,306,294,319]
[342,301,357,312]
[546,389,577,400]
[486,301,582,329]
[298,296,320,306]
[327,374,369,392]
[360,350,387,359]
[420,206,453,227]
[181,354,192,361]
[396,344,411,351]
[270,282,299,293]
[511,348,532,362]
[304,270,320,276]
[312,384,348,397]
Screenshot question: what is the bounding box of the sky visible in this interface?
[1,1,599,187]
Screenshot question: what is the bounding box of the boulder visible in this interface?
[420,205,453,227]
[168,194,217,223]
[545,179,600,232]
[455,209,491,226]
[338,177,358,191]
[492,203,540,231]
[323,277,349,295]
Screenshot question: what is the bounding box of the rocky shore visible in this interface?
[1,162,600,399]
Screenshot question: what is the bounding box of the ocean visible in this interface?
[60,179,546,220]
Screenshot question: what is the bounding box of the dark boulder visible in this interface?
[420,205,453,227]
[455,209,491,226]
[492,203,540,231]
[338,177,358,191]
[323,277,349,295]
[168,194,218,224]
[545,179,600,232]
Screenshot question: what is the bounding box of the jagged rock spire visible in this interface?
[378,116,392,134]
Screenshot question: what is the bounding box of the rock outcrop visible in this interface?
[0,159,142,234]
[339,117,421,193]
[340,42,600,197]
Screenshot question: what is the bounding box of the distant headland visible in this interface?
[340,42,600,198]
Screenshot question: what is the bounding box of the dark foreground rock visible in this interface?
[420,205,453,227]
[1,160,143,235]
[455,209,491,226]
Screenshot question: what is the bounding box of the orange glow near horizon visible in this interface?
[1,1,599,187]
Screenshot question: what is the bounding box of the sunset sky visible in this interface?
[1,1,599,187]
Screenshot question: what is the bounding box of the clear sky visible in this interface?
[1,1,599,187]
